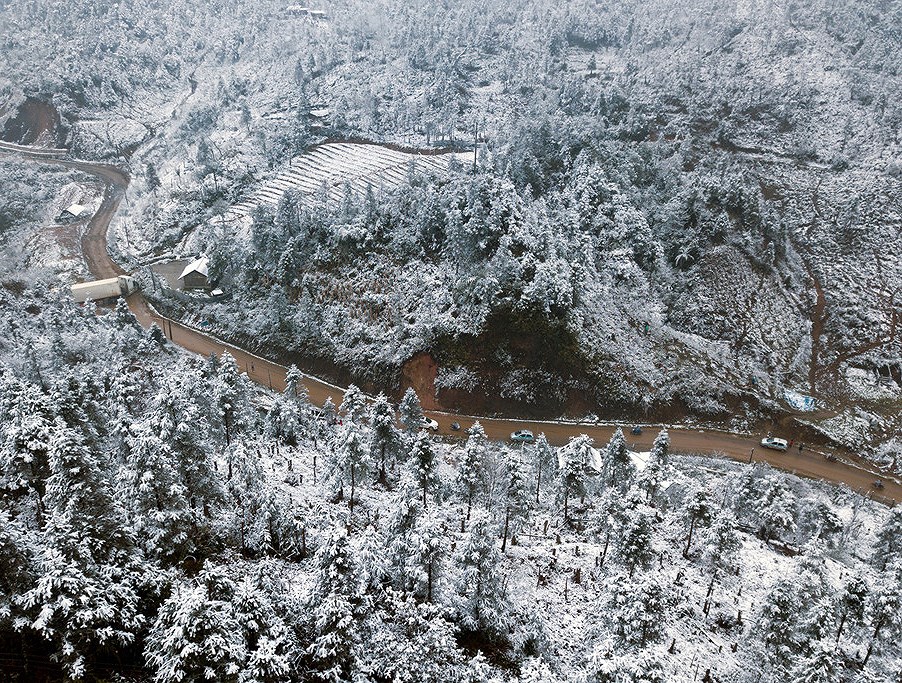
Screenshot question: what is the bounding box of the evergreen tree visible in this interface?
[410,430,439,508]
[862,561,902,667]
[454,513,508,642]
[603,428,633,490]
[758,578,803,671]
[213,352,252,446]
[307,526,360,681]
[399,387,424,434]
[458,422,487,524]
[369,393,401,485]
[332,420,370,510]
[119,425,192,561]
[532,433,555,504]
[500,447,531,551]
[606,573,670,648]
[617,494,656,578]
[557,434,591,523]
[790,642,844,683]
[701,511,742,572]
[834,575,868,644]
[639,429,669,500]
[682,488,712,558]
[873,506,902,570]
[340,384,368,426]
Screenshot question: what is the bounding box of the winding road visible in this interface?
[1,140,899,504]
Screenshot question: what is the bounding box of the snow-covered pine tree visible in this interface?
[454,512,508,644]
[682,487,712,558]
[340,384,368,426]
[557,434,592,523]
[532,433,555,504]
[602,428,633,490]
[410,430,439,508]
[616,493,656,578]
[119,424,191,561]
[606,573,670,648]
[399,387,424,434]
[873,506,902,571]
[458,422,487,524]
[500,447,531,551]
[701,510,742,572]
[369,393,401,485]
[639,428,669,500]
[306,525,361,681]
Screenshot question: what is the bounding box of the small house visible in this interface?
[59,203,87,221]
[178,256,210,291]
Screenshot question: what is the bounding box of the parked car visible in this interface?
[760,437,789,452]
[631,425,643,435]
[450,422,461,431]
[510,429,535,443]
[421,416,439,431]
[873,480,885,490]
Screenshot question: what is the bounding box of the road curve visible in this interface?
[2,142,899,504]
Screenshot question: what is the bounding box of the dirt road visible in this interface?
[3,143,899,504]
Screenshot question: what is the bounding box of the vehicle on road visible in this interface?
[421,417,439,431]
[450,422,461,431]
[71,275,139,303]
[631,425,643,435]
[511,429,535,443]
[873,480,884,490]
[760,437,789,452]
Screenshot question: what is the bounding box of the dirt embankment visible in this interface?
[2,97,62,146]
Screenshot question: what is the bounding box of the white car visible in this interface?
[760,437,788,452]
[511,429,535,443]
[421,416,439,431]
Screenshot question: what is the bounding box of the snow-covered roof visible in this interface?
[64,203,87,217]
[178,256,209,281]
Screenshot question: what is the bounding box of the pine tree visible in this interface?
[455,513,508,642]
[340,384,368,426]
[410,431,439,508]
[332,420,370,511]
[602,428,633,490]
[119,425,191,561]
[458,422,487,524]
[399,387,424,434]
[757,476,797,541]
[639,429,669,500]
[702,511,742,572]
[557,434,591,523]
[307,526,360,681]
[862,561,902,668]
[682,488,712,558]
[834,575,868,644]
[758,578,803,671]
[617,494,656,578]
[607,573,670,647]
[500,447,531,551]
[369,393,400,485]
[213,352,252,446]
[532,433,555,504]
[790,641,844,683]
[873,506,902,570]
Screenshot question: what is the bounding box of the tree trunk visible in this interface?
[535,462,542,504]
[835,609,847,643]
[684,516,697,558]
[427,561,433,603]
[502,506,510,552]
[862,616,885,667]
[350,466,356,512]
[600,529,610,568]
[379,442,387,485]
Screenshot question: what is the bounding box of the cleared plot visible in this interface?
[231,142,469,217]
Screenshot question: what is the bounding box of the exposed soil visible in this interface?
[2,97,61,146]
[401,351,439,409]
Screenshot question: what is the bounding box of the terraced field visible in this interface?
[230,142,470,217]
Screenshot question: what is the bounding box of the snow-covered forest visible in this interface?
[1,0,901,680]
[0,285,901,682]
